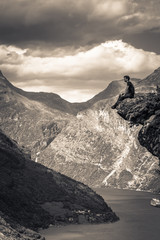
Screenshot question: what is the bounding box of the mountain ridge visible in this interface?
[0,67,160,193]
[0,70,141,115]
[0,70,79,115]
[1,68,160,115]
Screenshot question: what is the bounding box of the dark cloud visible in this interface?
[0,0,125,50]
[123,29,160,54]
[0,0,160,54]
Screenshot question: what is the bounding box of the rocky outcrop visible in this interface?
[117,93,160,161]
[0,130,118,240]
[0,212,44,240]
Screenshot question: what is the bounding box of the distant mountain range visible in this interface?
[0,70,141,115]
[1,67,159,114]
[0,68,160,193]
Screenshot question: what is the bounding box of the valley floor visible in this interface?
[40,188,160,240]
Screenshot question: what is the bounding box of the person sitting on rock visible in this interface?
[111,75,135,109]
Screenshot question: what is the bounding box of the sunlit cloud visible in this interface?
[0,40,160,102]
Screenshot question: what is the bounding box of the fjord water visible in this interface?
[40,188,160,240]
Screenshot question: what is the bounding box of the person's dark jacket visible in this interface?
[124,81,135,98]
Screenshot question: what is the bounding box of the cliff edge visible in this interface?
[116,92,160,163]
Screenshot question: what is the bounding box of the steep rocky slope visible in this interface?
[0,130,118,240]
[0,70,75,160]
[0,70,127,160]
[38,96,160,191]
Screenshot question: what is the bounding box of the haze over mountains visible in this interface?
[0,69,140,115]
[0,68,160,192]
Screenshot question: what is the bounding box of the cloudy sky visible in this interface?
[0,0,160,102]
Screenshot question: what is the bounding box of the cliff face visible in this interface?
[117,93,160,163]
[0,130,118,240]
[39,97,160,191]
